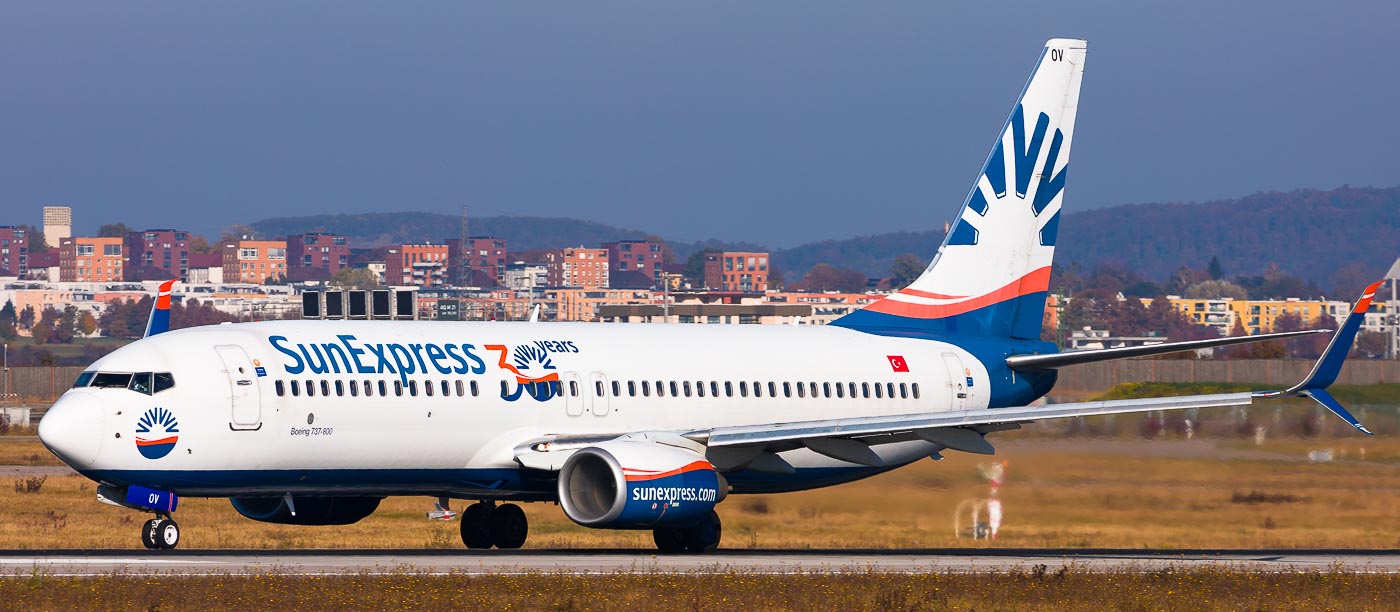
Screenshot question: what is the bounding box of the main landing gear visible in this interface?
[652,510,722,553]
[140,516,180,550]
[460,501,529,549]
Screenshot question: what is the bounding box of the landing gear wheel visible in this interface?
[460,502,495,549]
[652,527,686,553]
[682,510,722,553]
[140,519,160,550]
[151,518,180,550]
[490,504,529,549]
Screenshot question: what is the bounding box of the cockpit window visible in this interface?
[91,372,133,389]
[154,373,176,394]
[85,371,175,394]
[129,372,154,395]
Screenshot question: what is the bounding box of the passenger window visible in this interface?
[809,382,818,398]
[335,380,345,396]
[783,382,792,398]
[551,381,562,396]
[710,381,719,397]
[349,381,359,397]
[724,381,733,397]
[848,382,857,398]
[409,380,418,397]
[887,383,896,398]
[835,383,844,398]
[442,381,450,397]
[499,380,508,397]
[824,382,832,398]
[378,381,388,397]
[73,372,95,388]
[753,381,762,398]
[683,381,692,397]
[425,381,434,397]
[455,380,465,397]
[395,381,404,396]
[320,380,330,397]
[306,380,316,397]
[92,372,133,389]
[899,383,908,399]
[862,383,870,398]
[695,381,704,398]
[628,381,637,397]
[596,381,605,397]
[291,380,301,396]
[874,383,883,399]
[642,381,651,397]
[656,381,666,398]
[128,372,153,395]
[796,383,805,398]
[364,380,373,397]
[275,380,286,397]
[669,381,679,397]
[739,381,748,398]
[768,382,777,397]
[471,380,479,397]
[612,381,621,397]
[569,381,579,397]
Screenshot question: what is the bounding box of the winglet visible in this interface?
[1255,280,1382,435]
[1301,388,1373,435]
[143,280,177,337]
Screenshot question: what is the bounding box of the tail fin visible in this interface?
[143,279,177,337]
[835,39,1087,338]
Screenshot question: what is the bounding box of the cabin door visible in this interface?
[941,352,968,411]
[215,345,262,430]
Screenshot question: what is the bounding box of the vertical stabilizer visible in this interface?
[143,280,177,337]
[835,39,1087,338]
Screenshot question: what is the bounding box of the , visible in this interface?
[38,39,1377,552]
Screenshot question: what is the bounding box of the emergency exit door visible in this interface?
[215,345,262,430]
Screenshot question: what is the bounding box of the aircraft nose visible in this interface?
[38,393,104,470]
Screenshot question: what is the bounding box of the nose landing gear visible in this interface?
[459,501,529,550]
[140,516,180,550]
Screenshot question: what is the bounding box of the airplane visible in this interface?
[39,38,1379,552]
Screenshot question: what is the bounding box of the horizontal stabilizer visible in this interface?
[1006,329,1330,370]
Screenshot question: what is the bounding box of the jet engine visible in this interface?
[230,496,383,525]
[558,440,726,530]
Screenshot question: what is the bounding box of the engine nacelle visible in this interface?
[558,440,726,530]
[230,496,382,525]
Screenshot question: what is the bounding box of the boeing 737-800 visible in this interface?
[39,39,1379,552]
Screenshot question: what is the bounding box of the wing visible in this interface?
[515,281,1381,472]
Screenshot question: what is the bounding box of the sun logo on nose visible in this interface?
[135,407,180,460]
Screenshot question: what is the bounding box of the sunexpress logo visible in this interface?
[135,407,179,460]
[948,103,1067,249]
[269,334,489,387]
[268,335,582,399]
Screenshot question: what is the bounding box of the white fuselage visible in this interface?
[49,320,993,498]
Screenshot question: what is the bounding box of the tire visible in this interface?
[490,504,528,549]
[459,502,495,549]
[652,528,686,553]
[153,518,180,550]
[682,511,722,553]
[140,519,160,550]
